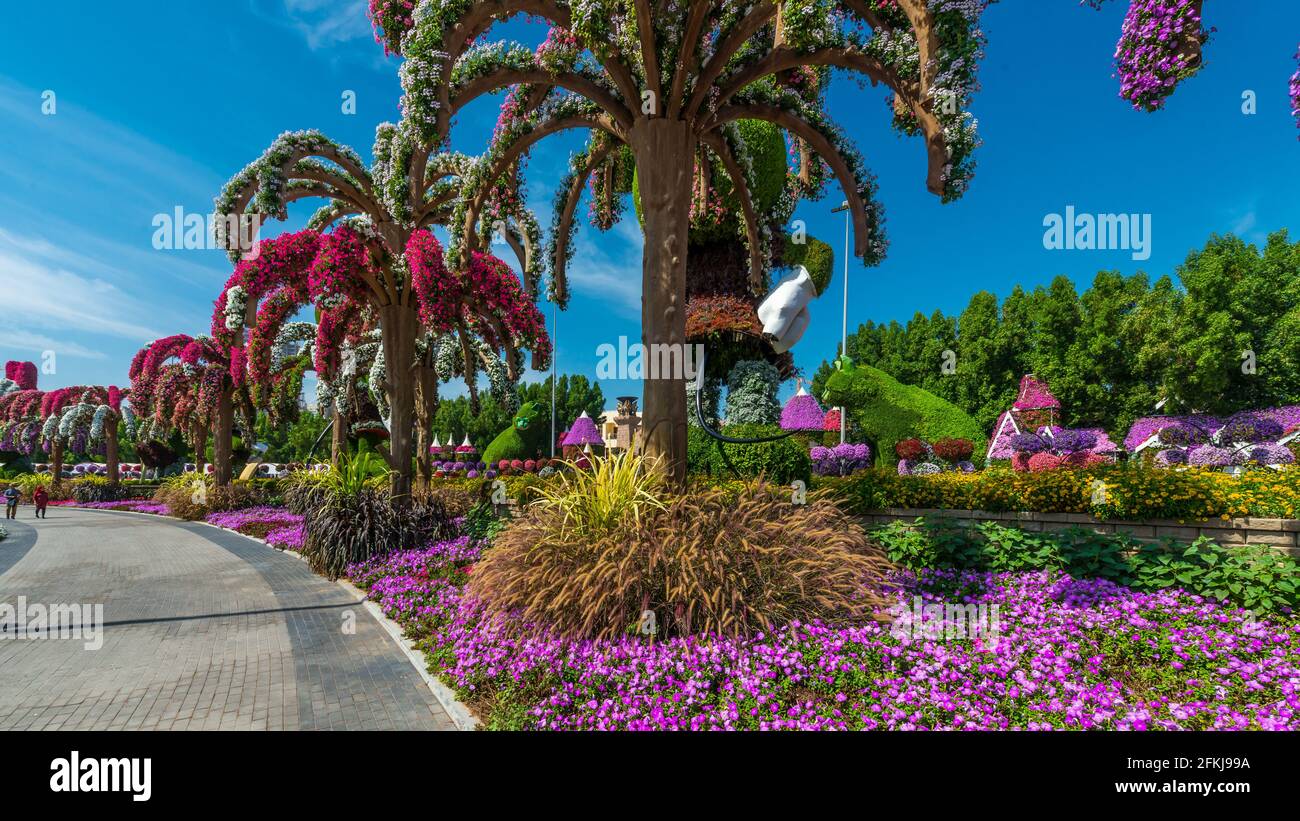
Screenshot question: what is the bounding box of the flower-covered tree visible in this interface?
[371,0,990,484]
[128,334,245,481]
[0,389,44,464]
[44,386,131,484]
[213,118,550,497]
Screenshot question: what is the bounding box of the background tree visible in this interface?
[812,229,1300,441]
[517,374,606,431]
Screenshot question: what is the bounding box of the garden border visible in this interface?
[860,508,1300,557]
[51,504,480,731]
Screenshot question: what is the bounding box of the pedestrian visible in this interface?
[2,485,18,520]
[33,485,49,519]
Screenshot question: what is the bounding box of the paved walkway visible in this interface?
[0,507,457,730]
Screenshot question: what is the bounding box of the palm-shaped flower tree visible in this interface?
[213,113,550,497]
[371,0,989,483]
[43,386,131,484]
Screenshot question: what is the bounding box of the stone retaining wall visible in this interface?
[860,508,1300,557]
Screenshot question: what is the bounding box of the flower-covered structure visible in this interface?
[780,383,825,432]
[810,442,870,476]
[1006,426,1117,472]
[988,374,1064,460]
[2,361,38,393]
[44,386,131,483]
[1082,0,1210,112]
[561,411,602,449]
[1134,407,1300,468]
[0,389,44,462]
[370,0,991,484]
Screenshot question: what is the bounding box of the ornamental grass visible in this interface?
[467,454,895,640]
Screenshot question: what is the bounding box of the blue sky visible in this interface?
[1,1,1297,410]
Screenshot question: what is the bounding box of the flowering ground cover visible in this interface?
[204,506,304,544]
[51,500,171,515]
[347,531,1300,731]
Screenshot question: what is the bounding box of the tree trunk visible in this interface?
[213,390,233,486]
[414,365,438,492]
[51,438,64,489]
[628,118,696,488]
[331,407,347,465]
[381,305,417,501]
[105,417,119,484]
[191,423,208,481]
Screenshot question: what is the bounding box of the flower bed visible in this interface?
[818,465,1300,521]
[51,500,171,515]
[204,506,304,544]
[347,531,1300,730]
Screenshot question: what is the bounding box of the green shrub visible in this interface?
[872,516,1300,614]
[820,361,987,465]
[287,482,456,580]
[71,476,129,503]
[708,424,811,484]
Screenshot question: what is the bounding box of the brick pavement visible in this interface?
[0,507,458,730]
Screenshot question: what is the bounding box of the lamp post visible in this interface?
[831,200,850,444]
[550,298,557,458]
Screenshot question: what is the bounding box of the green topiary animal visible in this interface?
[821,357,987,466]
[482,401,549,466]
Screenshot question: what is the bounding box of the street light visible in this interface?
[550,298,557,458]
[831,200,849,444]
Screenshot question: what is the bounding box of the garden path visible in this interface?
[0,507,456,730]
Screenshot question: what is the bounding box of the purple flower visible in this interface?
[1008,433,1048,454]
[1187,444,1235,467]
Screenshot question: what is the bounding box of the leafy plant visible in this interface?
[873,516,1300,614]
[708,423,811,484]
[530,450,664,539]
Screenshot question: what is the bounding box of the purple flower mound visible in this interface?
[810,442,871,476]
[1219,412,1285,445]
[562,412,603,447]
[1009,433,1047,454]
[780,391,825,431]
[1244,444,1295,466]
[204,506,303,531]
[346,541,1300,730]
[1051,429,1098,455]
[266,524,306,551]
[1187,444,1235,467]
[1154,448,1188,467]
[1158,422,1207,448]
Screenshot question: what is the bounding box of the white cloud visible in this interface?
[276,0,372,50]
[0,228,169,344]
[566,219,643,318]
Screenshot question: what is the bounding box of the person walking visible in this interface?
[2,485,18,520]
[33,485,49,519]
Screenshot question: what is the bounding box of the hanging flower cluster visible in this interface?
[1291,47,1300,138]
[1083,0,1210,111]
